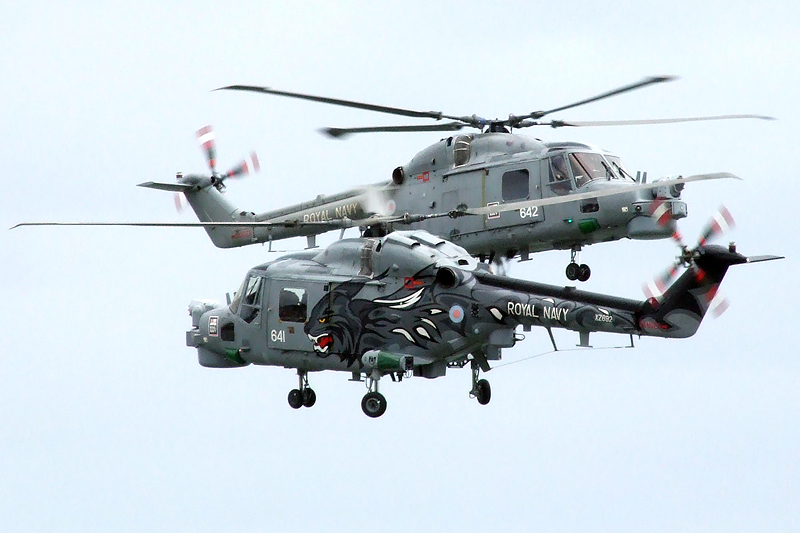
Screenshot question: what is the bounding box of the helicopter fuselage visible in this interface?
[187,230,727,376]
[185,133,686,263]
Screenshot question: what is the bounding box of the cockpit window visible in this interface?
[606,155,634,180]
[279,288,307,323]
[239,276,263,324]
[568,152,614,188]
[453,135,471,166]
[229,277,247,314]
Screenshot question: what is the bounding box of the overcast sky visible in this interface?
[2,1,797,531]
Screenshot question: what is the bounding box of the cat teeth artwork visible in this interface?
[185,229,781,418]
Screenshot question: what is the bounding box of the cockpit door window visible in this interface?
[548,155,573,196]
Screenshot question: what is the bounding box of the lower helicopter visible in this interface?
[186,219,781,417]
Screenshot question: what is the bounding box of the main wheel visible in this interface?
[565,262,580,281]
[302,388,317,408]
[476,379,491,405]
[287,389,304,409]
[361,391,387,418]
[577,263,591,282]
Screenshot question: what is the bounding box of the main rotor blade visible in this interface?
[465,172,740,216]
[9,213,438,231]
[321,122,469,139]
[10,220,350,230]
[544,114,775,128]
[218,84,458,121]
[517,75,677,122]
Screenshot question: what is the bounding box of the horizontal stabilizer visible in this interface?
[746,254,785,263]
[137,181,194,192]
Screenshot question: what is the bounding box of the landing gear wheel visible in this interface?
[287,389,303,409]
[361,391,387,418]
[475,379,491,405]
[565,262,580,281]
[302,388,316,408]
[577,263,591,282]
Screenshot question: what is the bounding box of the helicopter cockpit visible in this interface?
[546,150,633,196]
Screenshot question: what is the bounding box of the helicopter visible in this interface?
[12,77,773,282]
[185,220,781,417]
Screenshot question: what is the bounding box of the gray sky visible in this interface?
[2,1,797,531]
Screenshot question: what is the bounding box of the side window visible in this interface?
[279,288,307,323]
[501,169,529,201]
[239,276,263,324]
[548,155,572,196]
[453,135,471,166]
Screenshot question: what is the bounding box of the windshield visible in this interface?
[568,152,616,187]
[229,276,248,313]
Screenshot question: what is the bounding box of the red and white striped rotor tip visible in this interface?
[224,152,261,179]
[174,192,186,213]
[196,125,217,170]
[649,197,673,227]
[699,205,735,246]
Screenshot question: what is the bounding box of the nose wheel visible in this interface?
[566,248,591,282]
[288,370,316,409]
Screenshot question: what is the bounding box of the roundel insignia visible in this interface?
[386,200,396,215]
[449,304,464,323]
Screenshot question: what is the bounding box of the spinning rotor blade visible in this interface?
[697,205,735,246]
[643,206,737,305]
[465,173,740,216]
[539,114,775,128]
[512,76,677,123]
[174,193,185,213]
[11,220,355,230]
[321,122,468,139]
[217,85,461,121]
[223,152,260,179]
[196,125,217,174]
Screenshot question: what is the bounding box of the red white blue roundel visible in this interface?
[386,200,396,215]
[449,304,464,323]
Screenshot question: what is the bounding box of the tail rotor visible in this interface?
[643,205,736,316]
[168,125,261,215]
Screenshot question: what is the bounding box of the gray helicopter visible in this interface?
[186,221,781,417]
[14,77,772,282]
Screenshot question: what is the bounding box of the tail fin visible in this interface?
[639,245,781,338]
[139,177,247,248]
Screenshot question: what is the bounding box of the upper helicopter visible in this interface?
[14,76,772,281]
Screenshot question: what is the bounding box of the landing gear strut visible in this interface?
[288,370,316,409]
[566,247,591,282]
[361,370,387,418]
[469,360,491,405]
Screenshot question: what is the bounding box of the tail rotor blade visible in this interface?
[698,205,735,246]
[649,197,673,227]
[196,125,217,174]
[711,297,730,318]
[173,192,185,212]
[642,261,681,300]
[223,152,260,180]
